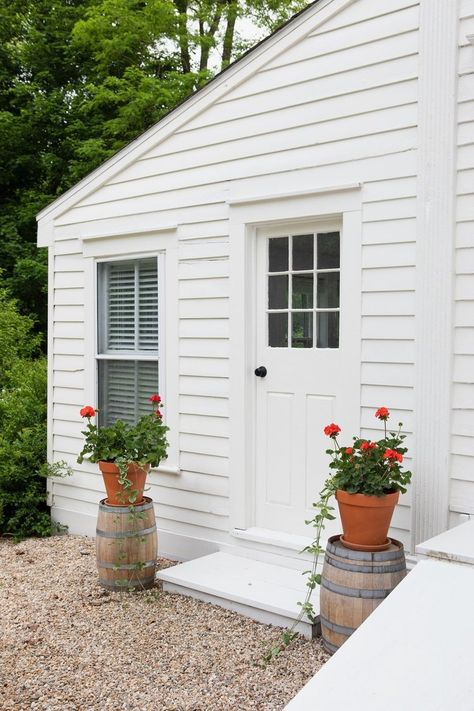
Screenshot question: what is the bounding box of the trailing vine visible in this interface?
[262,476,336,665]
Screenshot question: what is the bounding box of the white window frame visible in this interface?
[95,251,166,427]
[81,229,179,475]
[94,252,166,428]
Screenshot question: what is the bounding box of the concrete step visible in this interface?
[285,559,474,710]
[156,551,320,639]
[415,518,474,565]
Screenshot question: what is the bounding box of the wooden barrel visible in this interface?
[320,535,406,654]
[96,497,157,591]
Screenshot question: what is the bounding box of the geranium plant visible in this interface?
[264,407,412,664]
[77,396,168,467]
[324,408,411,496]
[77,395,169,501]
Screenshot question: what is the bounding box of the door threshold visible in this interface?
[232,527,313,552]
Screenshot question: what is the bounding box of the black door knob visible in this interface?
[254,366,267,378]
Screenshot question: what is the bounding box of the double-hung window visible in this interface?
[97,257,160,428]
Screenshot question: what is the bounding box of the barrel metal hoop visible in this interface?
[326,536,403,561]
[97,560,156,570]
[321,638,340,655]
[320,615,355,637]
[98,497,153,513]
[96,525,157,539]
[321,577,391,599]
[324,555,406,575]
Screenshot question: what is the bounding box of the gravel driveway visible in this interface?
[0,536,328,711]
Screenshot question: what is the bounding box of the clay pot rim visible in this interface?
[336,489,400,507]
[98,460,151,473]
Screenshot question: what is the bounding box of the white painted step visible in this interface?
[156,552,320,639]
[285,559,474,710]
[416,518,474,565]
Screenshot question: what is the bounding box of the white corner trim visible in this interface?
[227,183,361,206]
[80,224,178,241]
[467,34,474,46]
[414,0,458,546]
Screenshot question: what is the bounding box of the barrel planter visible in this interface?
[320,535,406,654]
[96,497,157,591]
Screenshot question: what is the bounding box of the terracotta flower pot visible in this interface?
[98,461,150,506]
[336,489,399,551]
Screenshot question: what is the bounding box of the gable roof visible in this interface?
[37,0,354,240]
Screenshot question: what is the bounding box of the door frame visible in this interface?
[228,185,362,538]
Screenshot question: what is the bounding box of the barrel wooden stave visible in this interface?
[320,535,406,654]
[96,497,157,591]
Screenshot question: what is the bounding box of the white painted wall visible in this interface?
[451,2,474,516]
[45,0,429,556]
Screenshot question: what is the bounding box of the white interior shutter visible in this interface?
[105,262,136,351]
[138,260,158,351]
[99,360,159,427]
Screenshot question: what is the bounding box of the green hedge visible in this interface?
[0,288,53,539]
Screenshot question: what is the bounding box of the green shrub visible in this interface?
[0,289,60,539]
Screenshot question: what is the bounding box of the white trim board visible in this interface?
[228,186,362,533]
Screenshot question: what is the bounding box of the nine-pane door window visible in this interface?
[267,231,340,349]
[97,257,160,427]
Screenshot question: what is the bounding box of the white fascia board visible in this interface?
[36,0,355,235]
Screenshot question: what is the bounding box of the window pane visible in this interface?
[138,261,158,351]
[317,272,340,308]
[268,275,288,309]
[292,234,313,271]
[292,312,313,348]
[98,360,159,427]
[99,258,158,353]
[317,232,340,269]
[103,262,136,351]
[269,237,288,272]
[292,274,313,309]
[317,312,339,348]
[269,312,288,347]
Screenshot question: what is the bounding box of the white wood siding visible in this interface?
[452,4,474,514]
[49,0,421,552]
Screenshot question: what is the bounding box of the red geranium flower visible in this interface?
[383,449,403,463]
[155,410,162,419]
[80,406,96,418]
[324,423,341,438]
[360,441,377,451]
[344,447,354,455]
[149,394,161,404]
[375,407,390,421]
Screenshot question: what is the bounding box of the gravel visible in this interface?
[0,535,328,711]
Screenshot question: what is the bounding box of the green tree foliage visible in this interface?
[1,0,307,335]
[0,288,51,539]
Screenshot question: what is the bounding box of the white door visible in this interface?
[255,221,360,538]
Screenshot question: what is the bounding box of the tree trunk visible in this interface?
[174,0,191,73]
[221,0,238,69]
[199,2,224,72]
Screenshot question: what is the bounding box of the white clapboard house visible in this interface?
[37,0,474,627]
